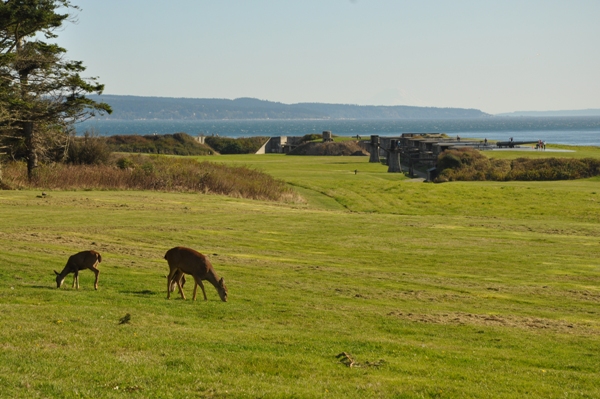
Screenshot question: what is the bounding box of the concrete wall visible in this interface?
[255,136,304,154]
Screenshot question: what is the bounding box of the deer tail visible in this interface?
[97,253,102,263]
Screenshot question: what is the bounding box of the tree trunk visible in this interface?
[23,121,37,180]
[16,35,37,181]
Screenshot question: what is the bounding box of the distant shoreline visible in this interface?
[497,110,600,117]
[87,94,490,120]
[88,114,600,122]
[77,117,600,146]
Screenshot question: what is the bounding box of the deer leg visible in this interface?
[93,268,99,290]
[192,277,207,301]
[73,270,79,289]
[177,281,184,296]
[175,274,186,296]
[176,277,186,300]
[170,271,184,296]
[200,281,207,301]
[169,277,182,295]
[166,269,178,299]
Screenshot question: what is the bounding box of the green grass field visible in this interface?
[1,149,599,398]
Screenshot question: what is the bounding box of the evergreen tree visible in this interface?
[0,0,111,179]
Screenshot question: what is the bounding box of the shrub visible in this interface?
[301,133,322,142]
[435,148,600,182]
[436,148,492,181]
[116,157,135,170]
[204,136,268,154]
[67,131,112,165]
[0,156,303,203]
[486,159,511,181]
[437,152,462,170]
[106,133,214,155]
[505,158,600,181]
[222,141,244,154]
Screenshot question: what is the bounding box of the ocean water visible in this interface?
[77,116,600,146]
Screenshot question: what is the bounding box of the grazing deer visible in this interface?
[164,247,228,302]
[55,250,101,290]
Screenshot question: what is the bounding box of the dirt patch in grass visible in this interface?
[387,311,597,333]
[335,287,471,303]
[554,274,600,283]
[564,289,600,303]
[0,231,164,264]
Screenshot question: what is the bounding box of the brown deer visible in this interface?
[164,247,227,302]
[54,250,101,290]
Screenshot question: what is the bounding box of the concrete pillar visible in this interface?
[369,135,380,163]
[387,139,402,173]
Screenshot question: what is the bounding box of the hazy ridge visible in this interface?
[89,95,490,120]
[497,109,600,117]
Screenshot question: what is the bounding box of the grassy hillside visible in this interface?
[106,133,214,155]
[204,136,269,154]
[1,151,599,398]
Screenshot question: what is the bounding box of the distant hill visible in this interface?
[497,109,600,117]
[88,95,490,120]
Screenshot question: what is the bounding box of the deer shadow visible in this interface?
[28,285,59,290]
[120,290,158,296]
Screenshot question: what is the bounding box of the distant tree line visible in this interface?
[86,95,490,121]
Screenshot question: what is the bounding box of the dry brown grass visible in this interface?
[1,155,303,202]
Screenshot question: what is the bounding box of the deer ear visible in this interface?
[54,270,59,275]
[219,277,225,285]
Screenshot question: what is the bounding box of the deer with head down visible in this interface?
[55,250,101,290]
[164,247,227,302]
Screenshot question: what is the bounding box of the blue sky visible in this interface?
[57,0,600,114]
